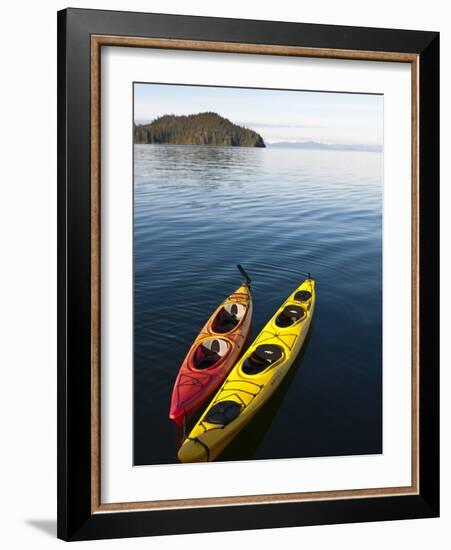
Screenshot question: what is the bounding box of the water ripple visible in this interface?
[133,144,383,465]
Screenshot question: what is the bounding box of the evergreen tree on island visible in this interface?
[134,112,265,148]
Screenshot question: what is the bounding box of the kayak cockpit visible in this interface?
[204,400,242,426]
[294,289,313,310]
[190,338,230,370]
[294,289,312,301]
[275,304,306,328]
[212,302,247,334]
[242,344,284,375]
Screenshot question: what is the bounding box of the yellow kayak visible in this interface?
[178,277,316,462]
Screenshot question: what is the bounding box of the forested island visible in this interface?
[134,112,265,147]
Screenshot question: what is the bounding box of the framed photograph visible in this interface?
[57,8,439,541]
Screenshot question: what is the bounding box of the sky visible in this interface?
[134,83,383,146]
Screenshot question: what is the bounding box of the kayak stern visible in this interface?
[168,405,186,426]
[177,438,209,463]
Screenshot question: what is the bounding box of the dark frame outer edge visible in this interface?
[57,9,68,541]
[418,33,440,514]
[57,7,440,541]
[58,8,94,540]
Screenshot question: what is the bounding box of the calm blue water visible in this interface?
[133,144,382,465]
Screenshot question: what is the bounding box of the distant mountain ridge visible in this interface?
[268,141,382,152]
[134,112,265,148]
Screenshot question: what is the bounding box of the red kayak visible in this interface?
[169,266,253,426]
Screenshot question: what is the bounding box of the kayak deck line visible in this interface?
[187,436,211,462]
[256,330,301,350]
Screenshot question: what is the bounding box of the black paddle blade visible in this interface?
[237,264,251,285]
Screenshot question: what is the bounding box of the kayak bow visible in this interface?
[178,277,315,462]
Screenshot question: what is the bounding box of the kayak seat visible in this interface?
[192,338,229,370]
[212,303,246,333]
[205,400,242,425]
[193,346,220,370]
[275,305,305,328]
[294,290,312,302]
[242,344,283,375]
[212,309,237,332]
